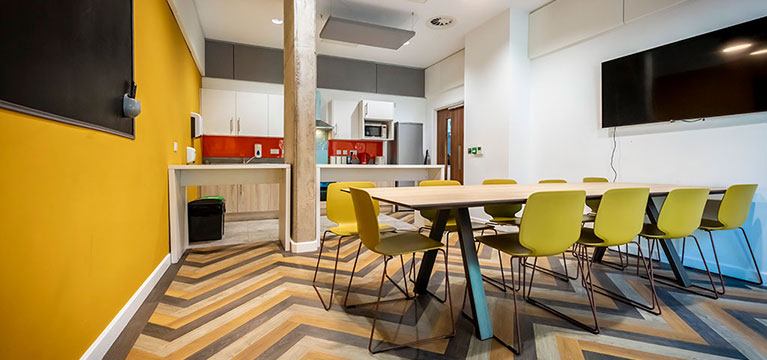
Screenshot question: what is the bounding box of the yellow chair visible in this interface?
[640,188,719,299]
[539,179,567,183]
[685,184,761,294]
[577,188,660,316]
[482,179,523,225]
[474,190,589,353]
[313,182,395,310]
[583,177,609,214]
[346,187,455,353]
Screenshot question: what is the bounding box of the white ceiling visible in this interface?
[193,0,551,68]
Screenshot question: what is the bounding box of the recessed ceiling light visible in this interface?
[722,43,752,53]
[403,41,411,46]
[750,48,767,56]
[271,18,283,25]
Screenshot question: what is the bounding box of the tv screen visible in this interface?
[602,16,767,128]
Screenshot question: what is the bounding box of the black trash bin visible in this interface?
[188,198,226,242]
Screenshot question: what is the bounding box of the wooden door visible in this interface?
[201,89,236,135]
[235,92,269,136]
[436,107,464,184]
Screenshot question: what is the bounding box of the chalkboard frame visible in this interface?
[0,0,136,139]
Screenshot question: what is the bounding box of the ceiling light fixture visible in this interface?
[750,48,767,56]
[272,18,283,25]
[722,43,752,53]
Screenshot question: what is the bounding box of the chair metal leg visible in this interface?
[342,242,363,308]
[583,242,661,315]
[740,227,764,286]
[368,250,455,354]
[646,236,719,299]
[523,249,578,282]
[313,231,344,311]
[705,230,726,295]
[525,252,599,334]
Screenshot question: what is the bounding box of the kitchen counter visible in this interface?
[168,164,292,263]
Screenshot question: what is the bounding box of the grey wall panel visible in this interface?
[317,55,377,93]
[376,64,424,97]
[233,45,283,84]
[205,40,234,79]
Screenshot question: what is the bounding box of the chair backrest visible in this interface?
[657,188,710,238]
[519,190,586,256]
[539,179,567,184]
[349,188,382,251]
[327,182,378,226]
[717,184,758,229]
[594,188,650,246]
[419,180,461,222]
[583,177,609,183]
[482,179,522,219]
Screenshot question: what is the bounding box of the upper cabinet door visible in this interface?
[267,94,284,137]
[201,89,236,135]
[362,100,395,120]
[236,92,269,137]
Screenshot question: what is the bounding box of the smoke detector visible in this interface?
[427,15,455,29]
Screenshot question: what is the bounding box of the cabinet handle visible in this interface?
[237,118,241,134]
[230,118,233,133]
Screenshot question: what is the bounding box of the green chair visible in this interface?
[346,188,455,354]
[640,188,719,299]
[313,182,395,310]
[472,190,590,354]
[583,177,609,215]
[683,184,761,294]
[539,179,567,184]
[577,188,661,316]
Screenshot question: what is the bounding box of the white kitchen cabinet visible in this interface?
[236,92,269,137]
[201,89,236,135]
[362,100,395,120]
[328,100,357,139]
[267,94,284,137]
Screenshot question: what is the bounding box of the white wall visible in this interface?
[528,0,767,280]
[424,50,465,165]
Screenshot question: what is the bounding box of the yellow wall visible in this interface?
[0,0,201,358]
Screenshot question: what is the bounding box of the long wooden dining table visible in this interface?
[361,182,727,340]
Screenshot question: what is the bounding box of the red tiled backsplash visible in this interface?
[202,135,283,158]
[328,139,383,159]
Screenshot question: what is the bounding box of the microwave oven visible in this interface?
[364,123,387,138]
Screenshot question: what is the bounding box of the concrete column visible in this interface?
[283,0,317,245]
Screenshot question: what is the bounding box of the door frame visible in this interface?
[436,105,465,184]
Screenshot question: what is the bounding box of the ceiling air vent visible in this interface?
[427,15,455,29]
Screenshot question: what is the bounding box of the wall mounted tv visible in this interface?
[0,0,135,137]
[601,16,767,128]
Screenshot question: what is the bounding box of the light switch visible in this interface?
[173,142,178,152]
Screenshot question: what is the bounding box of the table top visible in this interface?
[361,182,728,209]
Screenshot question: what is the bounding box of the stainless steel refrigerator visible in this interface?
[389,122,423,190]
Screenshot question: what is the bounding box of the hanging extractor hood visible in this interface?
[316,120,333,130]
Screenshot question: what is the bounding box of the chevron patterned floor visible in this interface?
[113,212,767,359]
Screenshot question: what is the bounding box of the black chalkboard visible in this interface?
[0,0,135,137]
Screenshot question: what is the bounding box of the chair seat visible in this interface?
[373,231,445,256]
[699,218,727,231]
[329,223,396,237]
[423,221,494,233]
[577,227,607,246]
[639,223,669,239]
[488,216,520,225]
[475,232,532,257]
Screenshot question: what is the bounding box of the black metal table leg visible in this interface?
[454,207,493,340]
[414,209,449,294]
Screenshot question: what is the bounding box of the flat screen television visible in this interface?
[601,16,767,128]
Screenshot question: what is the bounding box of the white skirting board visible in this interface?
[291,239,319,253]
[80,254,171,360]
